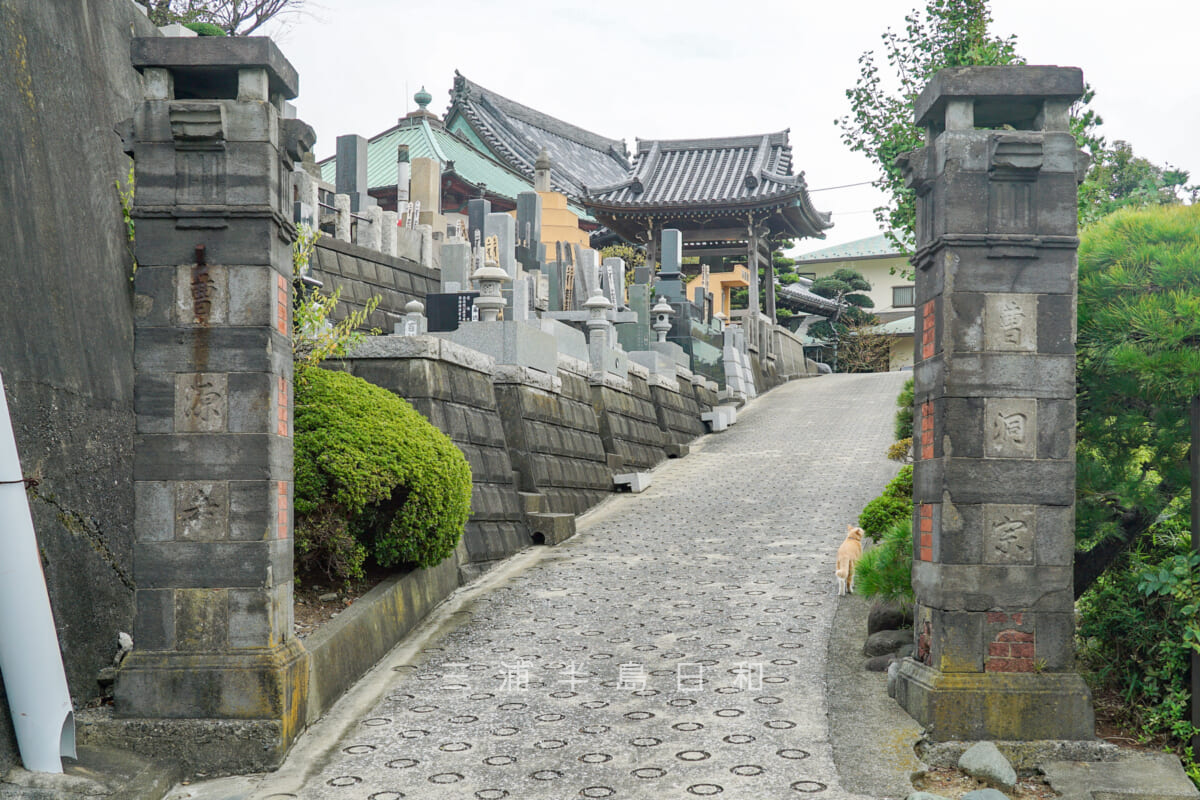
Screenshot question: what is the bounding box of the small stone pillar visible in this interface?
[893,66,1094,741]
[397,299,427,336]
[120,37,310,768]
[652,299,674,343]
[584,289,614,380]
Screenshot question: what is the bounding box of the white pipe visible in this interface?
[0,370,75,773]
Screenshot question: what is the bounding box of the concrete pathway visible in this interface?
[170,371,909,800]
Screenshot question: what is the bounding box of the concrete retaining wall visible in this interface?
[0,0,162,771]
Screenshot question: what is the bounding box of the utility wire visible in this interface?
[806,180,876,192]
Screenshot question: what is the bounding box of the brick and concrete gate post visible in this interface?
[893,66,1095,740]
[113,38,313,770]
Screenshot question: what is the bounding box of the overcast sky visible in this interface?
[264,1,1198,254]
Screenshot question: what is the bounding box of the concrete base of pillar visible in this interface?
[111,638,309,772]
[895,658,1094,742]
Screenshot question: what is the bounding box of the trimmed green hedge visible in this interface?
[294,368,472,582]
[858,465,913,541]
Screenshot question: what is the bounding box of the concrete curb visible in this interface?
[303,553,462,725]
[826,591,924,800]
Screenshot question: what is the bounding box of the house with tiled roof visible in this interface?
[444,71,631,202]
[795,233,915,370]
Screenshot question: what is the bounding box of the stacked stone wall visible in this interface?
[345,338,528,567]
[493,360,612,516]
[650,375,707,446]
[309,238,439,332]
[693,380,720,413]
[591,370,670,471]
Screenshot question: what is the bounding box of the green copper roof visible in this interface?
[866,316,915,336]
[795,233,903,262]
[318,119,594,221]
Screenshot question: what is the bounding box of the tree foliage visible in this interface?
[292,225,380,383]
[806,267,875,342]
[1073,203,1200,596]
[136,0,304,36]
[1079,140,1196,226]
[837,0,1022,252]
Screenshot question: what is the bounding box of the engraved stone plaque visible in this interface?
[983,504,1036,564]
[175,372,228,433]
[984,397,1037,459]
[175,263,228,326]
[175,481,230,541]
[985,294,1036,352]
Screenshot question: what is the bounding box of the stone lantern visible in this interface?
[472,242,510,322]
[652,299,674,343]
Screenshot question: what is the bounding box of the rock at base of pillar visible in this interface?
[895,658,1094,742]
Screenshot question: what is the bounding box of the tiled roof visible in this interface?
[777,281,841,316]
[795,233,902,262]
[445,72,630,200]
[585,133,822,210]
[317,117,594,220]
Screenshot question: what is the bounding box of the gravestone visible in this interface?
[440,241,471,292]
[515,191,543,272]
[656,228,690,306]
[892,66,1094,741]
[467,197,491,246]
[602,256,625,308]
[120,36,309,770]
[426,292,480,332]
[335,133,376,213]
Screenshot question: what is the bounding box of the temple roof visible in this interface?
[445,71,630,200]
[583,131,833,243]
[317,114,594,220]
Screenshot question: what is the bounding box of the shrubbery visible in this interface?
[294,368,472,583]
[1077,497,1198,776]
[854,519,914,602]
[858,465,913,541]
[894,377,914,441]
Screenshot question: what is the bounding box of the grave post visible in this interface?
[893,66,1095,741]
[118,37,310,769]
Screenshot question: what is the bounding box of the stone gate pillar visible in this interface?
[114,38,314,770]
[893,66,1095,741]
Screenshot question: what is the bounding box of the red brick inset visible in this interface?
[276,273,289,336]
[917,504,934,562]
[920,400,934,460]
[920,299,936,360]
[276,376,289,437]
[276,480,288,540]
[986,627,1036,672]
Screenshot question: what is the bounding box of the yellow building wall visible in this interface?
[686,265,750,318]
[508,189,592,265]
[889,335,915,372]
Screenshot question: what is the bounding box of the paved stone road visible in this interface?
[192,372,907,800]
